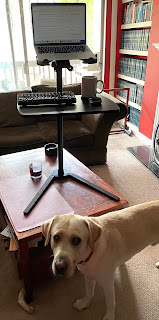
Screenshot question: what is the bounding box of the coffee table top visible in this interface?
[0,148,128,240]
[17,94,119,116]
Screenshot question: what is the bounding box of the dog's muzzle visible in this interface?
[54,258,68,275]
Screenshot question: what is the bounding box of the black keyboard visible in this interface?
[37,45,86,54]
[17,92,76,106]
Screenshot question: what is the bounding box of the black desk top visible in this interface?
[17,94,119,117]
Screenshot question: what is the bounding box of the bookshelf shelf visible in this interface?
[118,74,145,86]
[117,95,142,111]
[121,21,152,30]
[119,49,148,56]
[122,0,139,4]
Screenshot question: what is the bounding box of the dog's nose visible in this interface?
[55,259,68,275]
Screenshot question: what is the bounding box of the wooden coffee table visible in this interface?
[0,147,128,302]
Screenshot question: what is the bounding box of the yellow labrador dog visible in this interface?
[42,200,159,320]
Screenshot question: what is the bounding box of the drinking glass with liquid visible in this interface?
[29,161,42,179]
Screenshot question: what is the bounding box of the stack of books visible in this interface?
[136,84,144,106]
[122,0,154,24]
[129,106,141,128]
[120,29,150,51]
[118,57,147,80]
[117,79,144,106]
[117,79,137,103]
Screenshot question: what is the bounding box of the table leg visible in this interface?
[19,239,33,303]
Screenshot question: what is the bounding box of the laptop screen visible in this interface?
[31,3,86,45]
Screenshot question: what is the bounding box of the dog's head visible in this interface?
[42,214,101,277]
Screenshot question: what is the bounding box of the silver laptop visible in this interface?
[31,3,96,62]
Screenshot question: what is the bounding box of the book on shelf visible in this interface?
[129,106,141,128]
[136,84,144,106]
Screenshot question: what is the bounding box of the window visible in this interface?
[0,0,102,92]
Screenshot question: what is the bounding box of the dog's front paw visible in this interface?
[103,313,115,320]
[18,288,34,314]
[73,297,90,311]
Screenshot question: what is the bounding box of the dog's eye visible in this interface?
[54,235,60,243]
[72,237,81,246]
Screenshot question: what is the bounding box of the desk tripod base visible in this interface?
[23,61,119,216]
[23,169,120,215]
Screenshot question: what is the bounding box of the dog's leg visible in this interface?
[101,273,115,320]
[73,275,96,311]
[18,288,34,313]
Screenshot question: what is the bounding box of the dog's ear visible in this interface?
[42,217,55,246]
[84,218,102,250]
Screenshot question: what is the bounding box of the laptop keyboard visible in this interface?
[37,45,86,54]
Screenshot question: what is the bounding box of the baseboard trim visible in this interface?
[127,122,152,145]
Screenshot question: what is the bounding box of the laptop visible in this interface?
[31,3,96,62]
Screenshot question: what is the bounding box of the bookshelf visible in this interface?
[117,0,154,129]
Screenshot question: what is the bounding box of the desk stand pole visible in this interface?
[58,114,64,177]
[57,65,62,93]
[52,60,73,93]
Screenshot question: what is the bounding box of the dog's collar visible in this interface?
[78,251,93,265]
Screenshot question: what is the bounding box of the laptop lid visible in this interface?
[31,3,86,46]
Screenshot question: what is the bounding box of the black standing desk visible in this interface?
[17,94,120,214]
